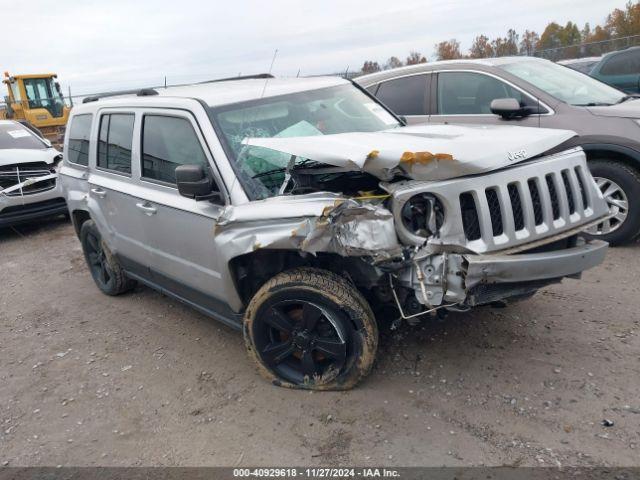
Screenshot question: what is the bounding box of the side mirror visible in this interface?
[490,98,523,119]
[175,164,221,202]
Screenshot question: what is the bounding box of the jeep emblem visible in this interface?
[508,149,527,161]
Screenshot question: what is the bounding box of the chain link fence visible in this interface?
[532,35,640,61]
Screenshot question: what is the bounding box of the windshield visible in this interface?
[0,123,47,150]
[500,59,625,106]
[210,84,400,200]
[22,77,66,118]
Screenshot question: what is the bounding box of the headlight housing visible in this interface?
[400,193,445,239]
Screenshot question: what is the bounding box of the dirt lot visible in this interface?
[1,219,639,467]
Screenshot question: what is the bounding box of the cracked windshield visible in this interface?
[211,84,399,199]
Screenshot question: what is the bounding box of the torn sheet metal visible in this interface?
[217,191,345,225]
[301,200,400,257]
[215,196,400,259]
[243,124,576,181]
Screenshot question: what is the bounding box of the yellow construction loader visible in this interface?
[0,72,71,148]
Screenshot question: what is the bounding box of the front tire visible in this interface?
[244,268,378,390]
[585,160,640,246]
[80,220,136,296]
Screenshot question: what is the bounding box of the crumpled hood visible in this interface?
[244,124,577,181]
[587,99,640,118]
[0,148,60,168]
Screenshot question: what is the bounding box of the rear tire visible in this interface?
[244,267,378,390]
[80,220,136,296]
[585,159,640,246]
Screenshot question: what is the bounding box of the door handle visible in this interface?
[91,188,107,198]
[136,202,157,216]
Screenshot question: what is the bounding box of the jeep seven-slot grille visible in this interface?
[460,192,481,241]
[460,166,592,245]
[507,183,525,231]
[0,162,56,197]
[527,179,544,226]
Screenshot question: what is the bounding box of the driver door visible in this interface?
[132,110,228,307]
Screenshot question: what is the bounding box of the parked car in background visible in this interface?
[60,76,609,390]
[589,47,640,94]
[558,56,602,74]
[357,56,640,245]
[0,119,66,228]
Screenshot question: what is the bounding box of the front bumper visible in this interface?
[0,191,67,228]
[399,238,608,308]
[465,239,608,288]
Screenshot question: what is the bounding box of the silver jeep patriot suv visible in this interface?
[60,75,610,390]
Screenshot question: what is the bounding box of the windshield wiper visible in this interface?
[574,102,614,107]
[251,158,319,180]
[252,167,286,179]
[616,94,640,104]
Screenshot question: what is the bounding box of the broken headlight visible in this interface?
[400,193,444,238]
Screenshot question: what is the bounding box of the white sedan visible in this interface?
[0,120,67,228]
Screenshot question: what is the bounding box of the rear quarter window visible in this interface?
[67,114,93,166]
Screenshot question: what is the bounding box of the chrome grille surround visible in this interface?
[391,148,609,254]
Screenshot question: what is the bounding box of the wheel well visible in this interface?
[71,210,91,238]
[228,249,383,306]
[586,149,640,172]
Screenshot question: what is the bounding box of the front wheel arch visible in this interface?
[584,156,640,245]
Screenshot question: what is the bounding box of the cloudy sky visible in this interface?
[3,0,625,96]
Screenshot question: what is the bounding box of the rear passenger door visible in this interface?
[370,74,430,125]
[88,110,151,276]
[431,71,543,127]
[133,110,228,308]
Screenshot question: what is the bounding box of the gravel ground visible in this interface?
[1,219,639,467]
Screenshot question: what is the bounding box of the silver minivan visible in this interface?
[357,57,640,245]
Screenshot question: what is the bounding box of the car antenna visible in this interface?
[260,49,278,98]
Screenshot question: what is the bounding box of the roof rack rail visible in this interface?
[198,73,274,84]
[82,88,159,103]
[137,88,159,96]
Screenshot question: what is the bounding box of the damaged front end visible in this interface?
[0,153,66,227]
[217,123,610,322]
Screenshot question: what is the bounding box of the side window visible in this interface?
[365,84,379,95]
[376,75,428,115]
[437,72,537,115]
[97,113,134,174]
[9,82,21,101]
[600,51,640,76]
[141,115,208,184]
[67,114,93,166]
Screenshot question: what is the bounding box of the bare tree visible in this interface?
[519,30,540,56]
[361,61,381,74]
[405,51,427,65]
[605,1,640,37]
[469,35,494,58]
[435,40,463,60]
[384,56,404,70]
